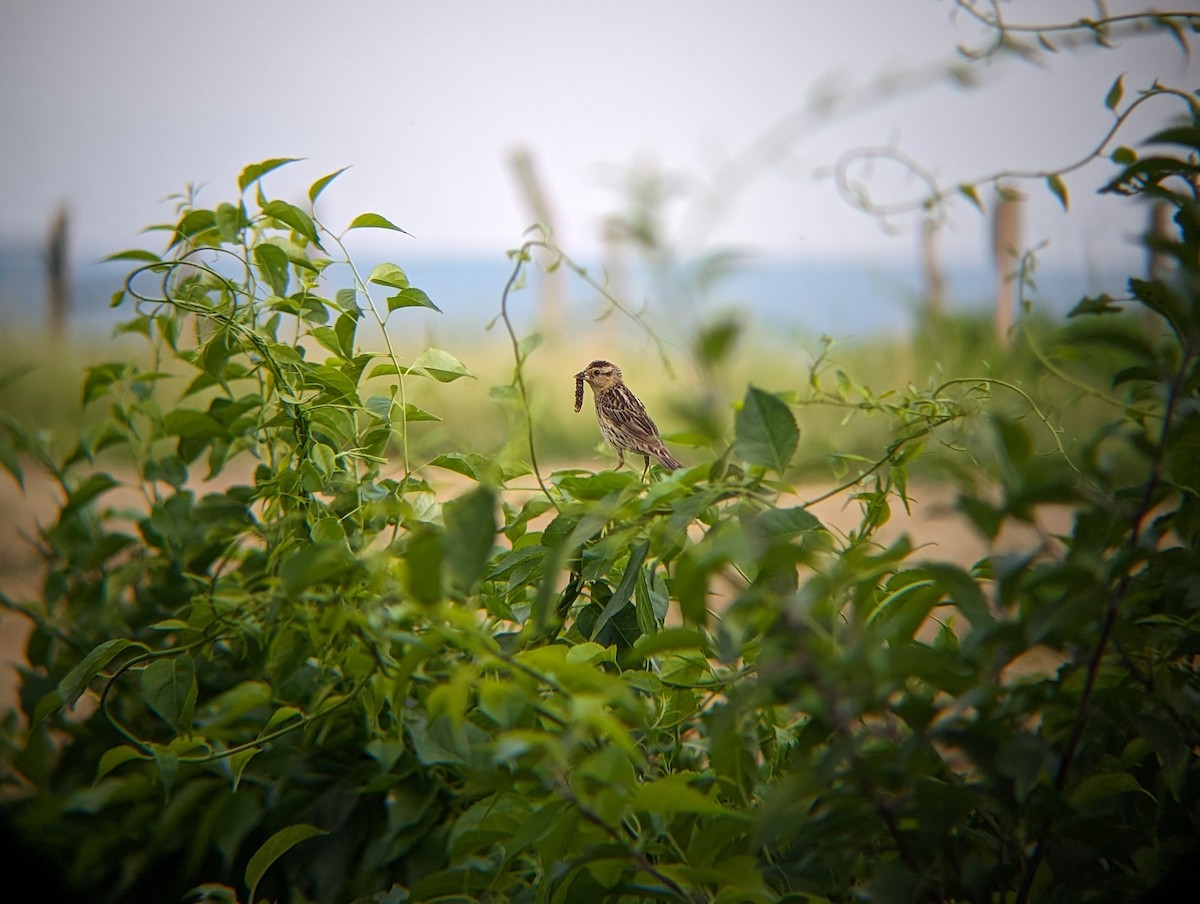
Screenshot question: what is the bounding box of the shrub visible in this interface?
[1,123,1198,904]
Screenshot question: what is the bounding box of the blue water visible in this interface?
[0,243,1133,342]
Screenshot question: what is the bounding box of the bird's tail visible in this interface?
[653,446,682,471]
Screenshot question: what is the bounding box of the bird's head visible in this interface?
[576,360,623,392]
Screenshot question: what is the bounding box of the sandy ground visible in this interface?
[0,464,1071,717]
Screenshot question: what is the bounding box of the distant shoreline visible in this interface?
[0,244,1134,339]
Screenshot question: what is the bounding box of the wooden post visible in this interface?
[509,147,565,337]
[45,203,71,340]
[598,216,629,334]
[991,187,1022,344]
[1147,200,1173,280]
[919,210,945,320]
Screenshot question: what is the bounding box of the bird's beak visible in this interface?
[574,371,586,381]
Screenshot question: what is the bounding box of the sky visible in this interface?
[1,1,1197,281]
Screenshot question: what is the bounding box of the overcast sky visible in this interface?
[2,1,1196,276]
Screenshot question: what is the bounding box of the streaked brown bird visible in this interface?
[575,360,682,478]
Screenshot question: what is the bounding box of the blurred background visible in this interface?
[1,1,1197,703]
[2,1,1195,343]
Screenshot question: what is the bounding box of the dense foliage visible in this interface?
[3,106,1200,904]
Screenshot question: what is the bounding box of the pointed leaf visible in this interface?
[399,403,441,422]
[1046,173,1069,211]
[1110,146,1137,166]
[589,540,648,641]
[62,472,119,516]
[924,562,993,626]
[368,262,409,290]
[1068,294,1122,317]
[261,200,320,246]
[387,287,441,313]
[630,775,743,817]
[96,744,149,781]
[56,638,139,709]
[412,347,472,382]
[442,485,497,592]
[149,742,179,800]
[347,212,411,234]
[958,183,983,212]
[1105,74,1125,111]
[253,243,290,297]
[244,824,329,904]
[428,452,484,481]
[734,386,798,472]
[228,747,259,792]
[1070,771,1148,808]
[308,166,350,204]
[140,655,198,735]
[103,249,162,263]
[238,157,301,193]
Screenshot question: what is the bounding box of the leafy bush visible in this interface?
[2,119,1199,904]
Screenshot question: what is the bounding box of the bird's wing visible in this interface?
[597,385,662,441]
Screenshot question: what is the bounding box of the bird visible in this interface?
[575,360,682,478]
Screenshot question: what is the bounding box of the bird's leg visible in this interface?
[641,455,650,481]
[612,448,626,471]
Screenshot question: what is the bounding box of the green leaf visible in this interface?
[228,748,259,793]
[442,486,497,593]
[308,166,350,204]
[309,441,338,478]
[412,347,473,382]
[589,540,648,641]
[164,409,226,440]
[1129,277,1188,340]
[428,452,485,481]
[924,562,993,627]
[1145,124,1200,152]
[81,361,128,406]
[238,157,301,193]
[140,656,198,735]
[399,403,441,423]
[170,209,218,248]
[253,243,290,297]
[1068,294,1122,317]
[750,506,823,541]
[958,183,983,211]
[1046,173,1069,211]
[630,775,741,817]
[387,287,441,313]
[1105,73,1125,111]
[368,262,410,290]
[1069,772,1148,808]
[103,248,161,263]
[1111,145,1137,166]
[149,742,180,800]
[630,627,707,659]
[244,824,328,904]
[346,212,411,234]
[0,434,24,489]
[734,386,798,472]
[334,287,357,312]
[62,472,119,516]
[405,528,443,606]
[262,200,321,246]
[279,543,357,595]
[557,470,638,500]
[95,744,148,781]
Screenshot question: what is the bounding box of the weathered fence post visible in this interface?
[1147,200,1174,279]
[45,203,71,340]
[919,210,945,320]
[509,147,565,338]
[991,186,1022,344]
